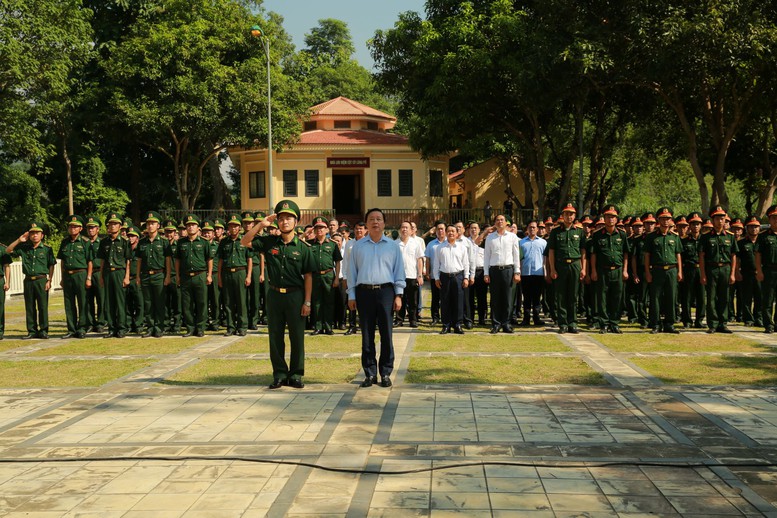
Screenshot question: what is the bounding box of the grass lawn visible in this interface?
[0,359,153,387]
[631,356,777,385]
[405,357,607,385]
[0,340,28,353]
[164,357,362,385]
[27,337,202,356]
[596,332,770,353]
[220,335,363,355]
[413,333,568,353]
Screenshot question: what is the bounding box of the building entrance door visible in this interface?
[333,171,362,221]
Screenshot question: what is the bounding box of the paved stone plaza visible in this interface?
[1,296,777,516]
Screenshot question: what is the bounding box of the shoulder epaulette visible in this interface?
[725,230,734,235]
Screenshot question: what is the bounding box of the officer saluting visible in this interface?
[241,200,314,389]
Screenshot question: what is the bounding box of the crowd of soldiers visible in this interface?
[2,200,777,347]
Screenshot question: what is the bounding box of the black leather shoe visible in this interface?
[533,318,544,326]
[717,327,733,334]
[502,326,514,334]
[182,331,195,337]
[344,327,356,335]
[706,328,715,334]
[360,376,377,388]
[37,333,49,339]
[76,332,86,339]
[440,326,450,335]
[338,323,347,331]
[599,328,608,334]
[765,328,774,334]
[380,377,392,388]
[104,332,115,339]
[489,326,500,334]
[237,330,247,336]
[567,327,579,334]
[22,333,36,340]
[287,378,304,389]
[665,328,680,334]
[311,330,321,336]
[223,330,234,337]
[141,330,155,338]
[454,326,464,335]
[115,332,126,338]
[324,329,334,335]
[558,326,567,334]
[195,331,205,337]
[610,326,623,334]
[269,378,285,389]
[409,322,418,328]
[464,322,473,330]
[93,326,104,333]
[62,333,74,339]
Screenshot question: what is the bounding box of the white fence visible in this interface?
[4,260,64,299]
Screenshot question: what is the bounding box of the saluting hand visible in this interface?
[264,213,277,225]
[18,232,29,243]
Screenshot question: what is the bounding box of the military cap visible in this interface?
[201,220,214,231]
[602,204,619,216]
[183,214,201,226]
[126,225,140,237]
[28,221,44,232]
[595,216,605,226]
[561,202,577,214]
[213,218,225,229]
[312,216,329,228]
[163,219,177,231]
[254,211,266,222]
[67,215,84,227]
[616,220,626,228]
[177,222,186,231]
[145,211,162,223]
[270,221,279,229]
[85,216,101,228]
[544,216,554,225]
[730,218,744,229]
[656,207,673,219]
[538,221,546,228]
[745,215,761,227]
[703,217,713,228]
[581,215,593,225]
[767,205,777,217]
[631,217,644,227]
[275,200,301,219]
[241,211,255,223]
[623,216,632,225]
[227,215,242,226]
[688,212,703,223]
[106,213,123,224]
[574,221,583,229]
[709,205,727,217]
[675,215,688,226]
[641,212,656,223]
[339,223,351,232]
[121,217,133,230]
[556,215,563,224]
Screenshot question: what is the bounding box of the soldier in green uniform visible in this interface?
[85,217,106,332]
[135,211,171,338]
[547,202,587,333]
[738,216,762,328]
[98,213,132,338]
[588,205,629,334]
[163,219,182,334]
[631,215,653,327]
[644,207,683,334]
[309,216,343,335]
[241,200,314,389]
[213,218,227,327]
[756,205,777,333]
[176,214,213,337]
[0,243,10,340]
[125,225,145,333]
[218,215,253,336]
[6,223,56,339]
[699,205,738,333]
[58,215,92,338]
[680,212,706,328]
[241,211,262,329]
[254,212,268,326]
[201,220,221,331]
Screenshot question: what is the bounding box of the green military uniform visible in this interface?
[700,206,739,333]
[13,223,57,338]
[243,211,263,329]
[680,213,705,328]
[645,208,682,333]
[547,203,586,333]
[250,200,315,385]
[136,212,171,338]
[309,216,343,334]
[218,215,252,335]
[98,214,133,338]
[57,215,93,338]
[163,220,182,333]
[125,226,145,333]
[176,214,212,336]
[0,244,11,339]
[756,206,777,332]
[588,206,628,333]
[85,217,106,332]
[214,218,228,327]
[633,214,655,327]
[738,217,762,327]
[254,212,268,325]
[202,221,221,331]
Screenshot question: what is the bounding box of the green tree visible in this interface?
[302,18,354,68]
[0,164,50,244]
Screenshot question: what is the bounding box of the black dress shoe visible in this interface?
[610,326,623,334]
[93,326,105,333]
[533,318,544,326]
[650,328,660,334]
[567,327,578,334]
[380,377,392,388]
[454,326,464,335]
[338,323,347,331]
[269,379,285,389]
[558,326,567,334]
[237,330,247,336]
[440,326,450,335]
[287,378,304,389]
[76,332,86,339]
[360,376,377,388]
[195,330,204,337]
[409,322,418,328]
[104,332,115,339]
[599,328,608,334]
[115,332,126,338]
[141,330,155,338]
[344,327,356,335]
[489,326,500,334]
[324,329,334,335]
[706,328,715,334]
[62,333,74,339]
[182,331,195,337]
[464,322,473,330]
[22,333,36,340]
[717,326,733,334]
[502,326,514,334]
[248,324,258,331]
[765,328,774,334]
[223,330,235,337]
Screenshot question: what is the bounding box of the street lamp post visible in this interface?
[250,25,273,212]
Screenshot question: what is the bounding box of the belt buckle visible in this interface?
[68,270,75,275]
[663,265,670,270]
[566,259,572,263]
[148,270,155,275]
[279,287,287,293]
[189,272,196,277]
[230,268,237,272]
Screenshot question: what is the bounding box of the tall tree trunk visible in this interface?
[130,146,141,222]
[62,130,74,216]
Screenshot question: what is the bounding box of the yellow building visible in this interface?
[229,97,449,224]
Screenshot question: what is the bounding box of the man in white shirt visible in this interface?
[455,220,477,328]
[484,214,522,333]
[424,221,447,324]
[468,222,487,325]
[342,221,366,335]
[433,224,471,334]
[395,221,425,328]
[410,222,425,322]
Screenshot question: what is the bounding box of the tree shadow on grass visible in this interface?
[644,356,777,385]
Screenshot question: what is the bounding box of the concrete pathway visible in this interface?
[0,308,777,516]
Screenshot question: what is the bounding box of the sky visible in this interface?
[261,0,426,69]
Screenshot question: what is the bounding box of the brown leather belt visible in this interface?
[317,268,333,275]
[652,264,677,270]
[145,269,162,275]
[226,266,247,273]
[269,284,299,293]
[440,271,464,277]
[188,271,206,277]
[490,265,513,271]
[562,258,580,264]
[25,275,47,281]
[66,269,86,275]
[684,263,700,268]
[109,267,124,271]
[357,283,393,290]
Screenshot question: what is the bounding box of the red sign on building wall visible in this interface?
[327,157,370,168]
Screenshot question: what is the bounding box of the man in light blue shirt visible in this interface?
[347,208,406,388]
[519,221,547,326]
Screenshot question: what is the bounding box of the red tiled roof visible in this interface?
[298,130,408,146]
[310,96,396,121]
